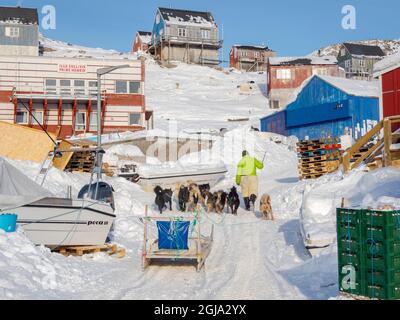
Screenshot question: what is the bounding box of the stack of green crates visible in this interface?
[337,208,400,300]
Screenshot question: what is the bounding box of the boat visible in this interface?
[0,158,115,247]
[136,163,228,192]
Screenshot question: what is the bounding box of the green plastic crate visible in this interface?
[337,208,400,300]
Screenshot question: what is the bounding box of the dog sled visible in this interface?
[142,206,214,272]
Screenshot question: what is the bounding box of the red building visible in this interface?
[0,55,152,139]
[373,52,400,119]
[229,45,276,72]
[267,56,340,109]
[132,31,152,54]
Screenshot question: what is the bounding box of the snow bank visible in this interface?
[0,229,83,299]
[300,167,400,249]
[103,145,145,166]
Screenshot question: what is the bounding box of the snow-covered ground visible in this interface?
[1,127,336,300]
[146,60,270,132]
[1,37,399,300]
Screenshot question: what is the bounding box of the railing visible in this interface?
[384,116,400,166]
[156,35,223,47]
[343,116,400,172]
[12,84,100,100]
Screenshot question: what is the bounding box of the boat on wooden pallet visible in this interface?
[0,158,116,247]
[53,244,125,258]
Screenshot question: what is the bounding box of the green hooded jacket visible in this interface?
[235,155,264,185]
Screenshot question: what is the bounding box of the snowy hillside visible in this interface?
[310,39,400,57]
[40,35,271,132]
[40,34,138,60]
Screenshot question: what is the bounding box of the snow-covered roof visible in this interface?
[137,31,152,44]
[269,56,337,66]
[317,75,380,98]
[0,6,38,25]
[373,51,400,77]
[232,45,273,51]
[158,7,217,28]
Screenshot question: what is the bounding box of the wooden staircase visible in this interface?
[343,116,400,172]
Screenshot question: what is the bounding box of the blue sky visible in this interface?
[3,0,400,61]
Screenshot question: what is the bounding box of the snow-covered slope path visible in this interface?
[1,141,340,300]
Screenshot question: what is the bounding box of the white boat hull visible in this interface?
[15,198,115,247]
[138,168,227,192]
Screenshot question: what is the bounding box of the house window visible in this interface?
[32,110,43,125]
[74,80,85,96]
[129,81,141,94]
[359,59,365,68]
[89,112,97,131]
[116,81,128,93]
[345,60,352,69]
[75,112,86,131]
[116,81,141,94]
[201,29,210,39]
[5,27,20,38]
[89,81,98,96]
[45,79,57,95]
[272,100,280,109]
[178,28,187,37]
[129,113,141,125]
[60,80,71,95]
[276,69,291,80]
[16,111,28,124]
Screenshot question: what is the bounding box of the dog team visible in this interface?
[153,149,274,220]
[154,183,241,215]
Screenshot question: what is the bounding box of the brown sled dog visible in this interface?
[260,194,274,221]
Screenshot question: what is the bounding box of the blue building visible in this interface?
[149,7,222,65]
[261,75,381,141]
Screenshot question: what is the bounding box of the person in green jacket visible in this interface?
[236,150,264,211]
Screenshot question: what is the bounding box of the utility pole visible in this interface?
[96,64,130,181]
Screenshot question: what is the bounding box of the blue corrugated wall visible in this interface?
[260,76,380,140]
[260,110,287,136]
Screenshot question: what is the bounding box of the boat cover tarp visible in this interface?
[0,158,52,212]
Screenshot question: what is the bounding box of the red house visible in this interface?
[229,45,276,72]
[0,55,150,139]
[373,52,400,119]
[267,56,340,109]
[132,31,152,54]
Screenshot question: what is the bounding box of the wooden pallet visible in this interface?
[297,139,323,146]
[299,155,328,163]
[53,244,126,258]
[300,168,328,175]
[300,160,340,169]
[299,173,325,180]
[297,144,326,152]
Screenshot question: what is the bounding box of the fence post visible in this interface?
[383,118,392,167]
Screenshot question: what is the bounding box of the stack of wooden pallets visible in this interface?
[297,138,342,180]
[65,147,96,173]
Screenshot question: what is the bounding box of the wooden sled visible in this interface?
[142,207,214,272]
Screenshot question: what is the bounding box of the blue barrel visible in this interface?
[0,214,18,233]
